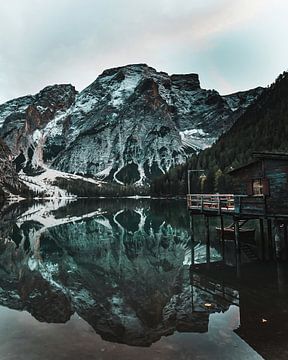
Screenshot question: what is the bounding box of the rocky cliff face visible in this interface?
[0,84,77,173]
[0,64,262,184]
[0,137,27,196]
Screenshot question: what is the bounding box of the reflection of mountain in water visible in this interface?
[0,199,229,346]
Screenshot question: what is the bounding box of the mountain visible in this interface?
[151,71,288,195]
[0,64,263,185]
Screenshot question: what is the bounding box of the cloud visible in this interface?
[0,0,287,102]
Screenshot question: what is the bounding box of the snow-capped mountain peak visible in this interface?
[0,64,263,185]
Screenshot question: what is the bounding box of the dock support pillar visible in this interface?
[277,262,286,294]
[234,218,241,277]
[220,215,225,261]
[284,223,288,261]
[259,219,265,260]
[190,216,195,266]
[234,219,240,253]
[205,216,210,266]
[267,219,274,260]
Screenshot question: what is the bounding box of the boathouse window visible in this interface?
[247,178,270,196]
[252,179,263,195]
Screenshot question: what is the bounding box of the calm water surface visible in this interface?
[0,198,287,360]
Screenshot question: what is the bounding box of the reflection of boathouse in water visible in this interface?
[191,261,288,360]
[187,152,288,261]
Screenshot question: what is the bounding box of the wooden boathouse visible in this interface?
[187,152,288,261]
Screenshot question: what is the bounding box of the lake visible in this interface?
[0,198,287,360]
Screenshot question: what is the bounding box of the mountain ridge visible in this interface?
[0,64,263,188]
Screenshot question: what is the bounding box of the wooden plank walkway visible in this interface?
[187,194,236,214]
[187,194,268,218]
[187,194,288,221]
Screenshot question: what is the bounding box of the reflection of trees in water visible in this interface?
[52,198,190,231]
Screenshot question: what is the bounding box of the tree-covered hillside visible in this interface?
[151,71,288,195]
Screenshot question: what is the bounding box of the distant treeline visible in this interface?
[151,71,288,196]
[53,177,149,197]
[0,181,37,200]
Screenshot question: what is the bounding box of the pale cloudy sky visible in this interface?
[0,0,287,103]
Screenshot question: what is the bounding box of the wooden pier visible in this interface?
[187,193,288,262]
[187,193,288,219]
[187,194,235,214]
[187,153,288,262]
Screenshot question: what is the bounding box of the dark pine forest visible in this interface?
[151,71,288,196]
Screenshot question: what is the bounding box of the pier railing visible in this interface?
[187,194,235,213]
[187,194,266,216]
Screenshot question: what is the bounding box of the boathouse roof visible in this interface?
[228,151,288,175]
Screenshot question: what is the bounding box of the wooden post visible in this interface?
[190,215,195,266]
[234,219,240,254]
[267,219,273,260]
[191,279,194,312]
[236,250,241,279]
[205,216,210,265]
[277,262,285,294]
[220,215,225,261]
[234,219,241,276]
[284,223,288,261]
[273,220,282,261]
[259,218,265,260]
[237,196,242,215]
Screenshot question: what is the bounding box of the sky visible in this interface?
[0,0,287,103]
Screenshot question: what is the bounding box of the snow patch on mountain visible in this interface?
[110,72,142,107]
[180,129,216,151]
[73,93,98,114]
[19,167,105,198]
[44,111,67,138]
[95,165,114,179]
[19,172,70,198]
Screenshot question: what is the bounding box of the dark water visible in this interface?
[0,198,287,360]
